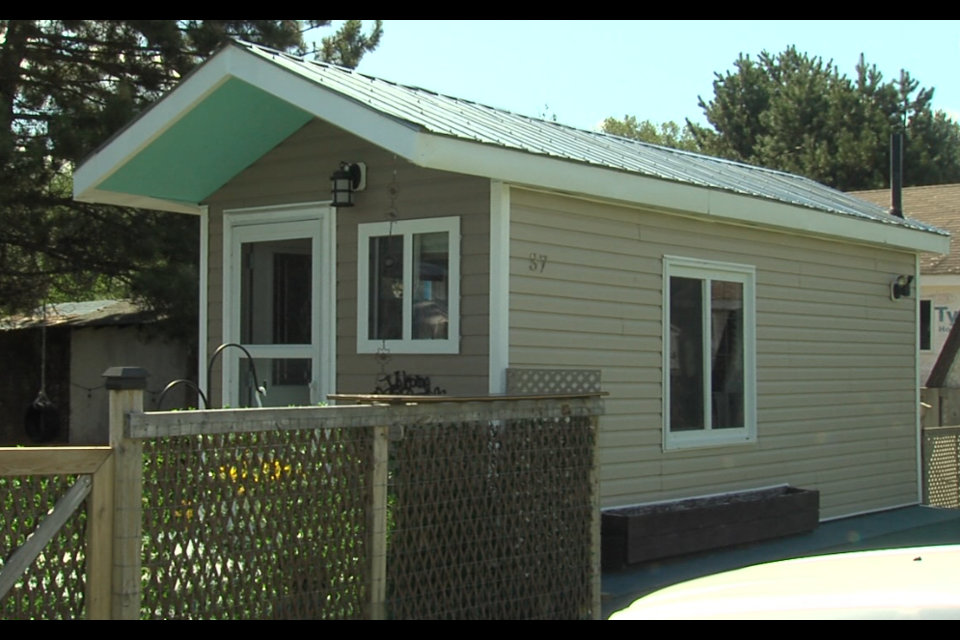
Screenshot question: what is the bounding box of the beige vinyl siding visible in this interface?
[509,188,918,520]
[204,119,490,403]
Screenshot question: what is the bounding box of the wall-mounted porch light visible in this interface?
[891,275,914,301]
[331,162,367,208]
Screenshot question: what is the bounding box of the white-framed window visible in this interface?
[358,216,461,355]
[663,256,757,451]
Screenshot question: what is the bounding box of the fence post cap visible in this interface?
[102,367,150,390]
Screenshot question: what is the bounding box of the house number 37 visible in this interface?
[529,254,549,273]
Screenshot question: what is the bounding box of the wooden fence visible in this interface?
[1,367,603,620]
[0,447,113,620]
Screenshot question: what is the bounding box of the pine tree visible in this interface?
[0,20,382,335]
[603,46,960,192]
[689,47,960,191]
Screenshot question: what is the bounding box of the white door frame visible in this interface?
[222,202,336,406]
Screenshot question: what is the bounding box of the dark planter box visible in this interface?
[602,487,819,571]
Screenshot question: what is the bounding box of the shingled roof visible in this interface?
[852,185,960,274]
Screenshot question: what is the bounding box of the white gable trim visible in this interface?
[73,52,236,212]
[73,45,423,213]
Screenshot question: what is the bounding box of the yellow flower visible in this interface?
[174,499,194,521]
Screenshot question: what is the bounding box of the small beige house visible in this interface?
[854,184,960,387]
[75,41,949,521]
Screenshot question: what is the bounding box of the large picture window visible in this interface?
[358,217,460,354]
[664,256,756,450]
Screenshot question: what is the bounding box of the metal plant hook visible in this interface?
[206,343,268,409]
[153,343,267,412]
[157,380,210,412]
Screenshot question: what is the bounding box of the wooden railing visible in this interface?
[0,447,113,620]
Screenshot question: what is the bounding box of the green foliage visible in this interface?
[605,46,960,192]
[690,46,960,191]
[601,115,700,152]
[316,20,383,69]
[1,475,87,620]
[140,430,370,619]
[0,20,382,337]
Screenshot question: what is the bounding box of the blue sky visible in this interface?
[343,20,960,131]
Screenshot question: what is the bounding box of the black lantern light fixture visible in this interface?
[331,162,366,208]
[891,275,914,301]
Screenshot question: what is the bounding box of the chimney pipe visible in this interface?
[890,132,904,218]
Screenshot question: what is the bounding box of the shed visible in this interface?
[74,41,949,521]
[0,300,192,445]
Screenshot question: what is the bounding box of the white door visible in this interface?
[223,206,334,408]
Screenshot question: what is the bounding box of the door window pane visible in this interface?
[239,358,313,408]
[241,238,312,346]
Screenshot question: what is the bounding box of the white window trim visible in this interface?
[357,216,461,355]
[663,256,757,451]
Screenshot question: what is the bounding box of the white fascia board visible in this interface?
[410,133,709,216]
[920,275,960,288]
[412,134,950,255]
[73,51,236,206]
[73,189,202,215]
[705,190,951,255]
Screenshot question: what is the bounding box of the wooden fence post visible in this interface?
[87,452,115,620]
[104,367,148,621]
[369,425,389,620]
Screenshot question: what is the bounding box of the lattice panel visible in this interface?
[0,476,87,620]
[387,416,596,620]
[141,428,373,620]
[925,432,960,509]
[507,369,602,396]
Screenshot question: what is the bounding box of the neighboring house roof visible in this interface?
[852,185,960,275]
[0,300,158,332]
[74,40,948,255]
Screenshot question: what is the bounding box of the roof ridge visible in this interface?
[235,40,811,182]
